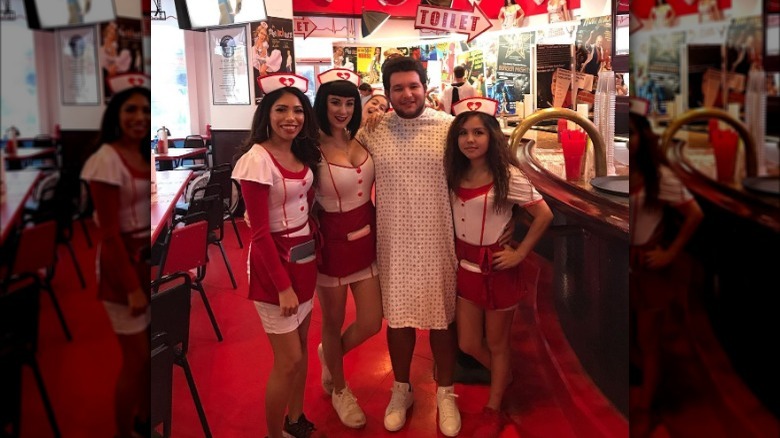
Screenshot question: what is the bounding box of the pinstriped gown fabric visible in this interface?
[356,108,457,329]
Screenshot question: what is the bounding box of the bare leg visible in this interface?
[387,327,416,383]
[342,276,383,356]
[318,285,349,391]
[115,329,150,438]
[265,321,307,438]
[484,308,515,410]
[456,297,490,368]
[429,322,458,387]
[288,313,312,421]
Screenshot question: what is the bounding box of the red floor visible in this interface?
[158,221,627,438]
[17,218,778,437]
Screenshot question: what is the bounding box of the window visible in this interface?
[0,5,40,138]
[150,5,189,138]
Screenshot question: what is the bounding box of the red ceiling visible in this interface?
[292,0,582,20]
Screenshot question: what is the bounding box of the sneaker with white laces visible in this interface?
[384,381,414,432]
[317,343,334,395]
[332,386,366,428]
[436,386,461,437]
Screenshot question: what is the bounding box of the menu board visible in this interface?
[209,26,251,105]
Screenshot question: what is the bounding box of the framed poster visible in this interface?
[99,18,144,101]
[59,26,100,105]
[251,18,295,104]
[209,25,251,105]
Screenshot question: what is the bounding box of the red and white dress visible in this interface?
[315,143,378,287]
[232,145,318,328]
[81,144,151,334]
[629,165,695,310]
[451,166,542,311]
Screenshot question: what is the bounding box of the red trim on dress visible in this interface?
[455,182,494,201]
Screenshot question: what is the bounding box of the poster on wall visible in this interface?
[497,32,534,114]
[99,18,144,101]
[575,15,612,91]
[536,44,572,110]
[685,45,724,109]
[456,50,485,96]
[725,15,763,107]
[641,31,685,114]
[59,26,100,105]
[332,45,357,71]
[357,47,382,84]
[251,18,295,104]
[209,26,251,105]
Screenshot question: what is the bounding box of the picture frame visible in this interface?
[58,26,101,106]
[209,25,251,105]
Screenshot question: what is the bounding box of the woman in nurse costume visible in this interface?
[232,73,321,438]
[444,97,554,437]
[312,68,383,429]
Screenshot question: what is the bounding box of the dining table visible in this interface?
[154,147,208,171]
[3,146,57,170]
[1,169,42,245]
[151,170,193,243]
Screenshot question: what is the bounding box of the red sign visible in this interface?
[294,16,317,39]
[414,3,492,43]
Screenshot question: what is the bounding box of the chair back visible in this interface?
[188,187,223,238]
[160,219,208,275]
[151,273,192,354]
[11,221,58,275]
[33,172,59,203]
[208,163,232,203]
[184,135,204,149]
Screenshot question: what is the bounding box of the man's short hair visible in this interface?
[453,65,466,79]
[358,83,373,93]
[382,56,428,92]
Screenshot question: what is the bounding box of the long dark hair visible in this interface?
[630,112,662,207]
[235,87,321,182]
[314,80,362,138]
[97,86,151,162]
[444,112,520,213]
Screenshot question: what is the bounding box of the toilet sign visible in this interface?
[414,3,492,43]
[294,16,317,39]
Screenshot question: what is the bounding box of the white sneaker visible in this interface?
[436,386,461,437]
[332,386,366,428]
[318,343,333,395]
[384,381,414,432]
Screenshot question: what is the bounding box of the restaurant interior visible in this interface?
[0,0,778,437]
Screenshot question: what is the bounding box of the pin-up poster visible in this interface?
[496,32,534,114]
[59,26,100,105]
[210,26,250,105]
[99,18,144,101]
[251,18,295,104]
[357,47,382,84]
[333,45,358,72]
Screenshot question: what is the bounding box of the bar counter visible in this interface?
[511,125,629,416]
[656,112,780,415]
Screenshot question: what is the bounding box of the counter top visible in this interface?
[513,128,629,241]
